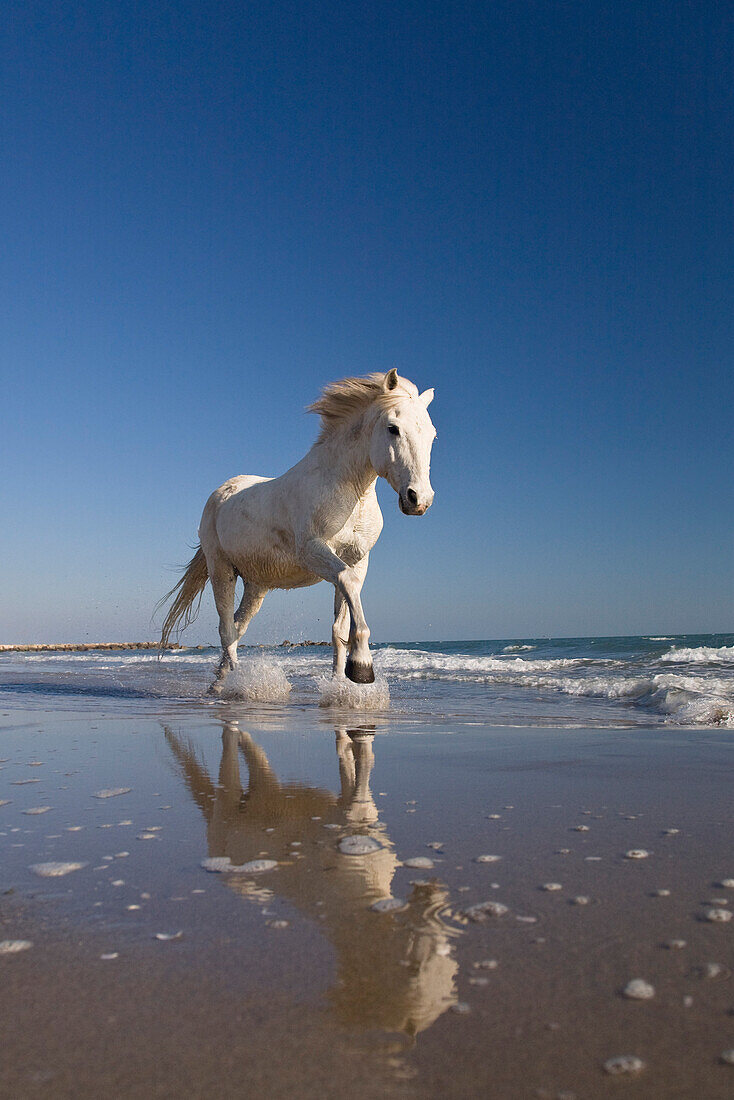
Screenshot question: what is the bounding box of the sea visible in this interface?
[1,633,732,728]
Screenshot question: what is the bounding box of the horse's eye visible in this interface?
[388,424,400,436]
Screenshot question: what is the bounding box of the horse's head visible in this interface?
[370,369,436,516]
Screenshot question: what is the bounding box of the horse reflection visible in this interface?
[164,722,459,1037]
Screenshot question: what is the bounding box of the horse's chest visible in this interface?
[331,502,382,566]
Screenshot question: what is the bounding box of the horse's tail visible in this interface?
[157,545,209,650]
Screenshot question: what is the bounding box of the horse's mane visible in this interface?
[308,372,418,440]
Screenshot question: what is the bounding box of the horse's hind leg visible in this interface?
[208,561,238,694]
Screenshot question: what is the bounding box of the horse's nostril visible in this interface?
[406,488,418,506]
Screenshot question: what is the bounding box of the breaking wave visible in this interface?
[660,645,734,664]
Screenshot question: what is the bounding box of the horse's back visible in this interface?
[199,474,272,549]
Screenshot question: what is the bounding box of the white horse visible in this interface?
[159,369,436,693]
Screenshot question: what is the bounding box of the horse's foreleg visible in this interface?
[300,541,374,684]
[234,583,268,644]
[342,555,372,684]
[332,591,350,677]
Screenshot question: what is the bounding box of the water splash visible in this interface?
[221,658,292,702]
[316,673,390,710]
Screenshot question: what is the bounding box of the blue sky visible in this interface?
[1,1,732,644]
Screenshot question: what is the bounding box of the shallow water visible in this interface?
[2,701,734,1097]
[1,632,732,727]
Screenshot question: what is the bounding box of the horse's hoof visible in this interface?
[345,657,375,684]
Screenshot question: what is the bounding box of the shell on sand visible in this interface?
[370,897,408,913]
[703,907,732,923]
[462,900,509,922]
[475,854,502,863]
[201,857,277,873]
[338,835,382,856]
[624,849,650,860]
[604,1055,646,1075]
[30,861,87,877]
[623,979,655,1000]
[0,940,32,955]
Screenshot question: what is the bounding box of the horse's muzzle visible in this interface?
[399,492,431,516]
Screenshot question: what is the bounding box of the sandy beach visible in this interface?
[2,698,733,1098]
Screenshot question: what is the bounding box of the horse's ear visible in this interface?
[419,388,434,408]
[384,368,399,391]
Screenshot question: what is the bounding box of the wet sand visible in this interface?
[1,705,733,1098]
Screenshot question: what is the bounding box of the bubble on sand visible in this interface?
[469,976,488,986]
[716,879,734,889]
[111,880,125,887]
[541,882,562,892]
[0,940,32,955]
[370,897,408,913]
[475,854,502,864]
[473,959,498,970]
[701,962,725,979]
[126,904,141,911]
[222,658,292,702]
[115,852,129,858]
[720,1050,734,1065]
[625,849,650,860]
[100,953,119,960]
[338,835,382,856]
[403,857,434,869]
[462,900,509,922]
[451,1001,471,1014]
[154,931,183,941]
[663,939,687,949]
[12,779,40,785]
[93,788,132,799]
[603,1055,646,1076]
[623,979,655,1000]
[427,842,444,850]
[30,861,87,877]
[572,896,590,906]
[653,888,671,897]
[703,907,732,923]
[65,826,84,832]
[662,828,680,835]
[136,833,158,841]
[23,807,51,815]
[572,825,590,832]
[317,674,390,710]
[267,919,290,929]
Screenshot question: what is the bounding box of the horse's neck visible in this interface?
[305,426,377,505]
